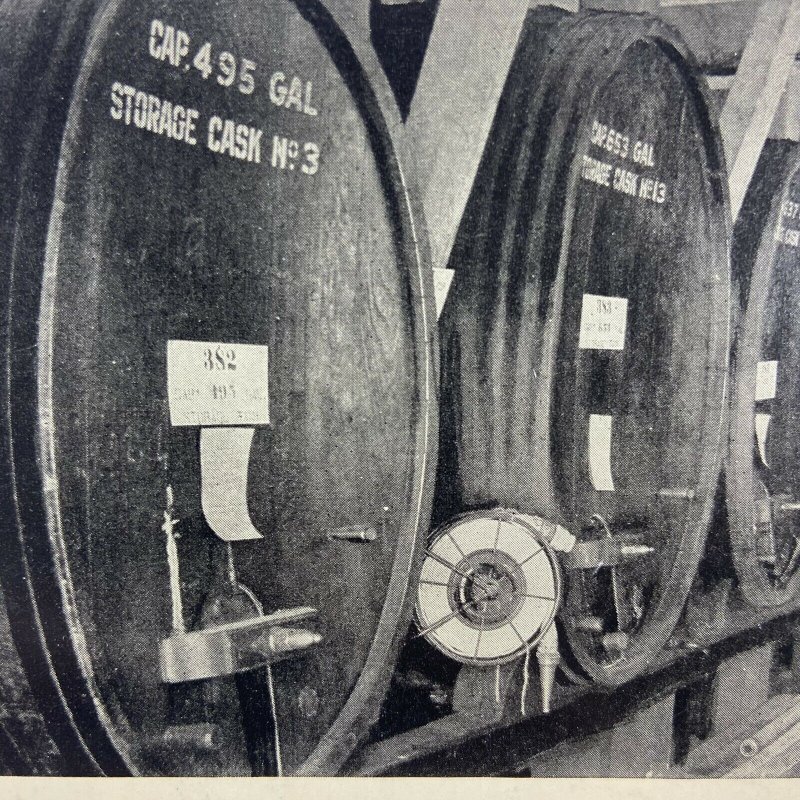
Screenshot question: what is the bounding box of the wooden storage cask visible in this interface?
[727,140,800,607]
[434,10,731,686]
[0,0,436,776]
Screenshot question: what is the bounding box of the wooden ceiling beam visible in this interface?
[720,0,800,219]
[403,0,532,272]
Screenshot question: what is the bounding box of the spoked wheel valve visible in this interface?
[415,510,573,712]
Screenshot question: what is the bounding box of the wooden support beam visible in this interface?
[528,695,676,777]
[712,643,775,732]
[672,693,800,775]
[705,74,736,91]
[349,605,800,776]
[720,0,800,220]
[770,62,800,141]
[403,0,532,271]
[723,712,800,776]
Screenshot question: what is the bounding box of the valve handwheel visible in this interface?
[415,512,562,665]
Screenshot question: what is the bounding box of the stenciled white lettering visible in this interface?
[109,81,198,145]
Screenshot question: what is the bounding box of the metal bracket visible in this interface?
[159,605,319,683]
[563,538,654,570]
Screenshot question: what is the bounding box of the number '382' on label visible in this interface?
[167,340,269,426]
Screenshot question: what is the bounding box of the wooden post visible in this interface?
[527,696,676,777]
[675,694,800,776]
[770,62,800,141]
[712,643,776,732]
[403,0,532,271]
[720,0,800,220]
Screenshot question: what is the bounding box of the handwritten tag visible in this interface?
[167,340,269,427]
[433,268,455,319]
[588,414,615,492]
[755,360,778,402]
[578,294,628,351]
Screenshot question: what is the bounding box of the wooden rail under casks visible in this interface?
[347,598,800,775]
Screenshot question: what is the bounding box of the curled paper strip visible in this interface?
[588,413,615,492]
[200,427,263,541]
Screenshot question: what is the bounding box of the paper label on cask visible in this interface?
[755,360,778,401]
[755,413,771,466]
[167,340,269,426]
[433,268,455,318]
[578,294,628,351]
[588,414,615,492]
[775,223,800,248]
[200,427,263,541]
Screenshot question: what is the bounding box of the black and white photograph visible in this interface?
[0,0,799,784]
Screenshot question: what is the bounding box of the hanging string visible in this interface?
[266,664,283,776]
[226,542,237,588]
[494,664,501,705]
[521,644,532,717]
[163,484,184,635]
[222,543,281,775]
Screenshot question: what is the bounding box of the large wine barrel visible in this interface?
[0,0,435,776]
[727,140,800,607]
[434,11,731,686]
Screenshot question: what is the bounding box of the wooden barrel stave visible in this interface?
[0,0,116,776]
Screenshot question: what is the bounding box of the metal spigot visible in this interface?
[536,622,560,714]
[250,626,323,658]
